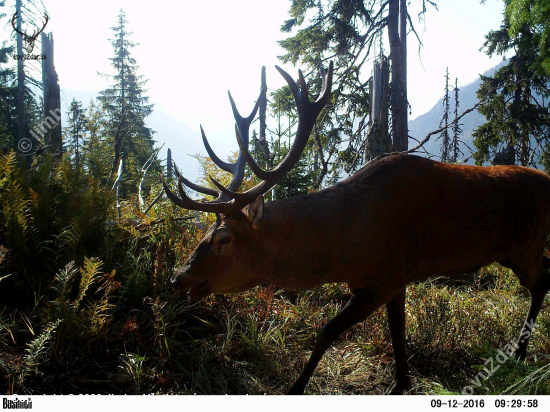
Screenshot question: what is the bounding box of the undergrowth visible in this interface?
[1,151,549,395]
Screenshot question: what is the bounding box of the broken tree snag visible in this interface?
[16,0,26,152]
[167,148,172,179]
[388,0,408,152]
[366,55,391,161]
[257,66,271,169]
[41,32,62,157]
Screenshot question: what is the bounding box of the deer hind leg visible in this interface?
[513,255,550,361]
[287,288,388,395]
[386,289,411,394]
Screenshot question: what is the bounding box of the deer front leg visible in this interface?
[386,288,411,394]
[288,288,387,395]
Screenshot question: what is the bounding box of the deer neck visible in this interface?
[253,194,347,290]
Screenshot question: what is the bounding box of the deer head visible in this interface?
[164,62,333,301]
[11,12,49,54]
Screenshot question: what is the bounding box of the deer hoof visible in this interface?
[514,347,527,362]
[287,383,305,395]
[386,378,411,395]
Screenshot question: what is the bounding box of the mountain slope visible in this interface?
[408,61,506,163]
[60,89,236,181]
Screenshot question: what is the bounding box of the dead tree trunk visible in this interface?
[41,32,62,157]
[167,148,172,179]
[15,0,26,150]
[365,55,391,161]
[388,0,408,152]
[258,66,270,169]
[108,112,127,185]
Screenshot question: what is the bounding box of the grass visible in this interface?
[1,260,549,395]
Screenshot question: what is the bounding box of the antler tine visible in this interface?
[209,175,252,201]
[199,89,265,191]
[228,89,264,127]
[274,66,301,102]
[298,70,310,106]
[162,175,233,214]
[234,124,270,181]
[200,126,235,173]
[171,159,220,198]
[236,62,334,185]
[168,90,266,211]
[314,61,334,108]
[180,174,220,199]
[164,62,333,218]
[224,89,265,193]
[172,160,181,178]
[210,61,334,213]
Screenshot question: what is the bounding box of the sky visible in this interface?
[3,0,507,149]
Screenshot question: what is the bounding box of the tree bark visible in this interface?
[366,56,391,161]
[388,0,408,152]
[166,148,172,179]
[259,66,271,169]
[41,32,62,157]
[16,0,26,148]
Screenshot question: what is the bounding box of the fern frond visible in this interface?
[52,261,77,300]
[73,257,102,308]
[58,219,82,255]
[22,319,61,371]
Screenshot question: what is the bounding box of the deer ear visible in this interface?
[245,195,264,228]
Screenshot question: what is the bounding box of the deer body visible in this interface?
[165,63,550,394]
[232,154,550,292]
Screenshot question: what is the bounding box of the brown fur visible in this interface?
[172,154,550,393]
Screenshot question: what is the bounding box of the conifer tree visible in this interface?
[450,78,463,163]
[98,9,157,196]
[473,0,550,168]
[65,99,87,166]
[506,0,550,75]
[84,99,109,179]
[0,1,17,150]
[277,0,435,178]
[438,68,451,162]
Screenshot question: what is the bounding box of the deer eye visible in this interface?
[219,236,232,245]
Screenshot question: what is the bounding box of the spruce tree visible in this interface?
[450,78,463,163]
[0,1,17,150]
[438,68,451,162]
[65,99,87,166]
[98,9,157,196]
[506,0,550,75]
[84,99,109,179]
[473,0,550,168]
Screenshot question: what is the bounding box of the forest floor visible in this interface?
[1,262,549,395]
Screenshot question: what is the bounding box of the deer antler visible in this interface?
[163,62,333,218]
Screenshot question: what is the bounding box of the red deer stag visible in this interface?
[163,61,550,394]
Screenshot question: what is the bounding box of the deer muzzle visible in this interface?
[171,271,211,301]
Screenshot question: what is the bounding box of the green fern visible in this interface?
[21,320,61,376]
[73,257,102,308]
[58,219,82,256]
[51,261,77,301]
